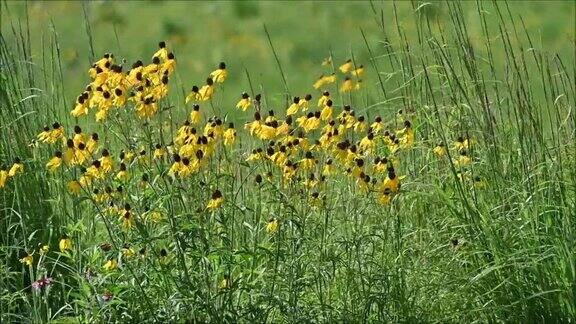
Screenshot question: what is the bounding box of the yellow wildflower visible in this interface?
[339,59,353,73]
[8,158,24,177]
[433,143,446,157]
[59,236,73,252]
[266,218,279,234]
[20,254,33,266]
[236,92,251,111]
[103,259,118,271]
[209,62,227,83]
[46,151,63,172]
[206,190,224,210]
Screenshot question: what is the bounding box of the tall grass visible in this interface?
[1,1,574,322]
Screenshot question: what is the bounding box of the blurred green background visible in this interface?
[2,0,574,110]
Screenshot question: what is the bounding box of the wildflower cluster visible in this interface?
[24,41,482,295]
[29,42,238,275]
[242,97,413,206]
[71,41,175,121]
[432,135,486,188]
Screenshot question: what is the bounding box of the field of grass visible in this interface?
[1,1,575,322]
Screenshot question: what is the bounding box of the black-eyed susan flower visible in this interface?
[207,189,224,210]
[354,116,366,133]
[304,111,321,133]
[373,157,388,173]
[298,94,312,111]
[313,73,336,89]
[379,187,392,205]
[67,180,82,195]
[137,148,149,165]
[276,116,292,136]
[116,163,129,181]
[168,154,183,177]
[310,191,322,207]
[198,78,215,101]
[72,126,86,147]
[59,235,72,252]
[359,132,375,154]
[153,74,170,98]
[144,56,161,76]
[218,276,231,289]
[303,173,320,188]
[317,91,330,108]
[282,161,298,181]
[351,65,364,77]
[340,77,354,93]
[381,168,400,193]
[113,87,127,107]
[62,139,75,165]
[339,59,353,73]
[185,85,201,103]
[120,150,135,164]
[0,166,7,189]
[322,159,335,176]
[8,158,24,177]
[122,245,135,259]
[74,142,89,165]
[210,62,227,83]
[153,41,169,61]
[223,123,236,146]
[86,133,99,154]
[320,99,333,121]
[46,151,63,172]
[78,167,93,188]
[397,120,414,149]
[177,157,196,178]
[473,176,487,189]
[246,148,264,162]
[48,122,64,144]
[286,96,301,116]
[351,158,365,178]
[236,92,251,111]
[266,218,279,234]
[37,125,51,143]
[454,150,471,167]
[135,96,158,118]
[299,151,316,170]
[120,204,135,230]
[86,160,104,179]
[20,254,33,266]
[71,95,89,117]
[454,136,472,152]
[370,116,383,134]
[93,188,110,203]
[153,144,165,160]
[39,244,49,254]
[103,258,118,271]
[245,112,262,136]
[433,143,446,157]
[355,172,369,192]
[100,149,113,173]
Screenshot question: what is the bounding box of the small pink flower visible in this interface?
[32,277,54,291]
[102,291,113,302]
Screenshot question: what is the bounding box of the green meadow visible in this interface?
[1,1,574,322]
